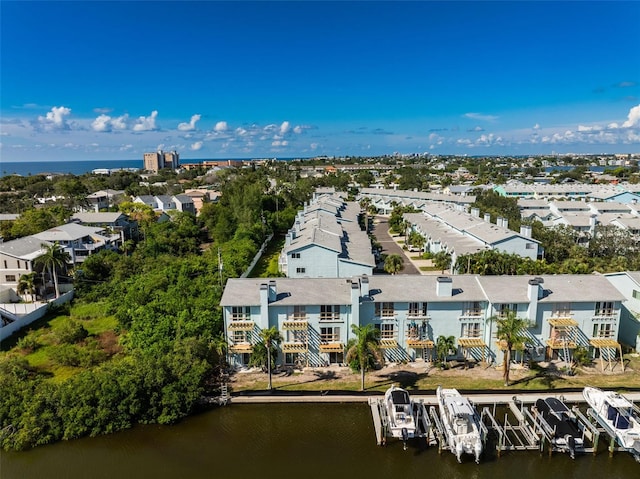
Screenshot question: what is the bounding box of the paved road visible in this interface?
[370,216,419,275]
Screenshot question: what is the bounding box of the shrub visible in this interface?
[16,333,40,353]
[56,319,88,345]
[573,346,592,367]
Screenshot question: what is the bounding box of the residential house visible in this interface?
[0,236,50,292]
[71,212,138,241]
[604,272,640,351]
[33,223,119,263]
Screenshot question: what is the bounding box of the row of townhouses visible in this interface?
[278,192,375,278]
[221,273,640,369]
[494,181,640,201]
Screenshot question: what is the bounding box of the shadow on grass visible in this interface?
[509,362,566,388]
[274,369,339,390]
[368,370,429,391]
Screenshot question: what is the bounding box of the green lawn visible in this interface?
[248,235,285,278]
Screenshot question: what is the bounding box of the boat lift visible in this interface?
[368,397,433,448]
[428,403,489,459]
[586,402,640,462]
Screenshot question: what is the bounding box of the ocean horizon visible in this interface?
[0,158,305,177]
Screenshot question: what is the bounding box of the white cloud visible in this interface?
[92,113,129,132]
[293,126,303,134]
[37,106,72,131]
[271,140,289,147]
[119,144,133,151]
[279,121,291,135]
[533,123,540,130]
[235,127,248,136]
[93,107,113,114]
[310,143,319,150]
[463,112,498,121]
[577,125,602,132]
[178,114,201,131]
[132,110,159,131]
[190,141,203,151]
[214,121,228,132]
[622,104,640,128]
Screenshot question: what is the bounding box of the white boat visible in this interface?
[583,386,640,459]
[436,386,483,463]
[534,397,584,458]
[384,386,418,447]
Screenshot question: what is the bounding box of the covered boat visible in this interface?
[534,397,584,458]
[436,386,483,463]
[384,386,417,448]
[583,386,640,460]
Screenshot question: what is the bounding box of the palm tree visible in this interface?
[210,334,228,376]
[434,251,452,274]
[35,242,71,299]
[436,335,456,368]
[260,326,282,391]
[384,254,404,275]
[490,311,532,386]
[17,272,37,302]
[346,324,383,391]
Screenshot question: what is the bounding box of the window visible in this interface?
[286,330,307,343]
[376,323,395,340]
[291,252,301,259]
[291,305,306,321]
[496,303,517,317]
[592,323,614,338]
[594,301,614,317]
[408,302,428,318]
[16,260,21,269]
[375,302,395,318]
[328,351,344,364]
[3,260,6,269]
[525,243,535,250]
[231,306,250,321]
[232,330,251,343]
[633,290,640,300]
[320,326,340,343]
[461,322,482,338]
[320,305,340,321]
[552,303,572,317]
[6,275,16,282]
[463,302,482,317]
[296,267,306,274]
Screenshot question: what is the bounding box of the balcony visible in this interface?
[407,338,434,349]
[592,310,617,320]
[407,312,430,320]
[319,343,344,353]
[459,310,483,320]
[319,313,341,322]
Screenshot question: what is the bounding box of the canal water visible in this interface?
[2,403,637,478]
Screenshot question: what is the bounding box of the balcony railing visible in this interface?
[459,310,483,319]
[319,313,341,321]
[407,312,429,319]
[288,313,308,321]
[593,310,616,319]
[230,313,251,321]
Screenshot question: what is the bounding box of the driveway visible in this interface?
[370,216,420,275]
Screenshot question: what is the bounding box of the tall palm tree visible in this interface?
[260,326,282,391]
[434,251,452,274]
[384,254,404,275]
[210,334,228,376]
[17,272,37,302]
[35,242,71,299]
[490,311,532,386]
[346,324,383,391]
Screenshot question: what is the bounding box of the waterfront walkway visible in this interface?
[230,390,640,405]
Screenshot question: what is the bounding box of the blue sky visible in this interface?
[1,1,639,162]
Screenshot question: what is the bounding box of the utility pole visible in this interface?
[218,247,223,287]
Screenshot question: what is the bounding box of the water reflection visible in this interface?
[2,404,638,479]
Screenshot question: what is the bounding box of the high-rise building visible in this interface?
[143,150,180,173]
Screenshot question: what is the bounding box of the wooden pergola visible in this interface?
[319,343,344,353]
[228,343,253,354]
[379,338,398,349]
[457,338,487,363]
[546,318,578,361]
[589,338,624,372]
[282,320,309,366]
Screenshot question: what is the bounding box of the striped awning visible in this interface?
[319,343,344,353]
[229,343,253,353]
[282,343,307,353]
[458,338,486,348]
[228,321,255,331]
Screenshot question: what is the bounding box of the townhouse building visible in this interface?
[221,274,625,369]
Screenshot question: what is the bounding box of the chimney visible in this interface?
[484,213,491,223]
[436,276,453,297]
[502,218,509,230]
[285,233,292,246]
[360,275,370,297]
[589,214,597,235]
[471,207,480,218]
[268,280,277,302]
[527,277,543,325]
[259,284,269,327]
[351,280,361,327]
[520,225,532,238]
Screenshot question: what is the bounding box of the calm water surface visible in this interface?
[2,403,637,479]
